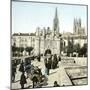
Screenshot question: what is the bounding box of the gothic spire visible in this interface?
[53,7,59,34]
[55,7,58,18]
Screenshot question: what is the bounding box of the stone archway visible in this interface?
[44,49,52,56]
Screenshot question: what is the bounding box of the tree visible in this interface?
[67,39,73,56]
[73,43,80,53]
[19,47,24,53]
[25,47,33,55]
[12,46,16,52]
[79,43,87,57]
[12,46,17,56]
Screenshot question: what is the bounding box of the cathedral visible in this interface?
[34,8,61,56]
[12,8,87,56]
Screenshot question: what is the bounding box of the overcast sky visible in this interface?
[12,1,87,34]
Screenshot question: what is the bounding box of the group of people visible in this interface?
[12,59,48,89]
[44,54,61,75]
[30,66,48,88]
[12,60,28,89]
[18,61,27,89]
[19,61,48,88]
[12,53,61,89]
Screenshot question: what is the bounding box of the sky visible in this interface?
[12,0,87,34]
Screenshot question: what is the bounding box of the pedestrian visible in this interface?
[12,65,16,82]
[58,55,61,61]
[51,55,55,69]
[54,54,58,68]
[47,58,51,75]
[53,81,60,87]
[20,72,27,89]
[19,60,24,73]
[37,55,41,62]
[44,56,52,75]
[32,74,38,88]
[12,61,17,82]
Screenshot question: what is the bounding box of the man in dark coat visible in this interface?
[32,74,38,88]
[58,55,61,61]
[19,61,24,73]
[54,54,58,68]
[12,65,16,82]
[53,81,60,87]
[51,55,55,69]
[37,55,41,62]
[12,61,17,82]
[20,72,27,89]
[51,54,58,69]
[44,56,52,75]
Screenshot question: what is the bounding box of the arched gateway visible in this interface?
[44,49,52,56]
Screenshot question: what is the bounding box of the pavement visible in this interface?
[12,57,86,89]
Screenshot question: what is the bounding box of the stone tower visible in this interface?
[73,18,85,35]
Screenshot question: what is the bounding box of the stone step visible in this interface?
[61,57,75,63]
[61,60,75,63]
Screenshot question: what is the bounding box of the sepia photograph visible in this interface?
[11,0,88,89]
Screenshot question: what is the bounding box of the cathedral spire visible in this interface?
[55,7,58,18]
[53,7,59,34]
